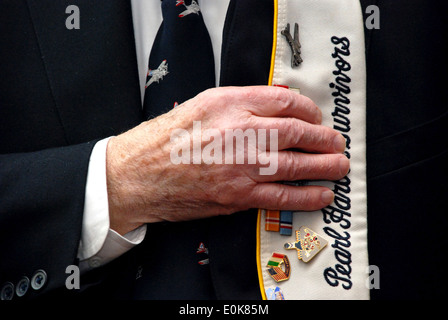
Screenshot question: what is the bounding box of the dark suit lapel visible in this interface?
[359,0,378,61]
[219,0,273,87]
[26,0,143,144]
[208,0,274,300]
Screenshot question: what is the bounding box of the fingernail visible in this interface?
[321,190,334,205]
[333,134,346,153]
[339,156,350,176]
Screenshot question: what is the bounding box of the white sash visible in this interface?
[257,0,369,300]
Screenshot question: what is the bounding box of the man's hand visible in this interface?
[106,86,349,235]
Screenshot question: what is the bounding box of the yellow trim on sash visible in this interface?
[268,0,278,87]
[257,0,279,301]
[256,209,266,300]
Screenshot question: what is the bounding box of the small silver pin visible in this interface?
[136,265,143,280]
[281,23,302,68]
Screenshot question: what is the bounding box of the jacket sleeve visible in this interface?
[0,140,97,300]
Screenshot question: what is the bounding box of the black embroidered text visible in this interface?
[322,36,353,290]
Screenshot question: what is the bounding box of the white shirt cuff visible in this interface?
[79,226,147,272]
[78,137,146,270]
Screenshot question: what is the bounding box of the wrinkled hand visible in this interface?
[106,86,349,235]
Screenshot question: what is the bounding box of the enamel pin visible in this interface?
[281,23,302,67]
[284,226,328,262]
[266,287,285,300]
[197,242,209,265]
[196,242,208,254]
[266,253,291,282]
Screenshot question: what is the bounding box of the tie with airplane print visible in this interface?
[143,0,215,119]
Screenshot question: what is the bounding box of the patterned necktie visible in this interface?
[143,0,215,119]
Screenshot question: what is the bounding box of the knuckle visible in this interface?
[279,119,305,148]
[214,186,236,207]
[291,120,306,146]
[190,95,210,117]
[284,152,301,178]
[245,114,259,129]
[213,178,253,209]
[272,88,295,111]
[274,187,291,208]
[196,88,227,113]
[323,155,336,171]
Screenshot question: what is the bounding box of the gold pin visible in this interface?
[284,226,328,262]
[266,253,291,282]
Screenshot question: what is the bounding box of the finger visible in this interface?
[248,184,335,211]
[234,86,322,124]
[252,116,346,153]
[254,151,350,182]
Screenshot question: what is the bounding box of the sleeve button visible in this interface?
[31,269,47,290]
[88,257,102,268]
[16,276,30,297]
[0,282,15,300]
